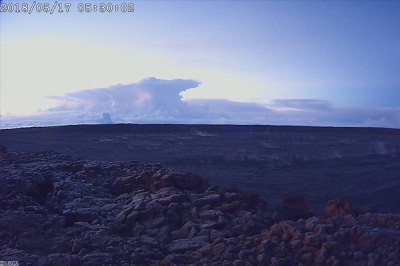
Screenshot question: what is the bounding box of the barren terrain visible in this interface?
[1,124,399,214]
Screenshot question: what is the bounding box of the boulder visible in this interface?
[357,232,378,253]
[82,252,113,265]
[167,240,209,253]
[322,198,353,218]
[37,253,81,266]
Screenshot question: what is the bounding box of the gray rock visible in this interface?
[260,239,273,251]
[16,231,48,254]
[257,253,270,264]
[371,227,400,240]
[38,253,81,266]
[322,241,339,250]
[224,192,242,202]
[301,253,313,263]
[0,247,40,264]
[270,257,290,266]
[357,232,378,253]
[139,236,159,247]
[82,252,113,265]
[171,221,199,240]
[192,194,221,207]
[167,239,208,253]
[126,211,140,226]
[238,249,251,260]
[142,215,166,229]
[199,209,222,220]
[218,201,240,212]
[232,260,246,266]
[353,250,365,260]
[212,243,225,256]
[192,234,210,242]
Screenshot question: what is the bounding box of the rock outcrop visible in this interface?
[1,146,399,265]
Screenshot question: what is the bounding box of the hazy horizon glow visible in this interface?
[1,1,400,128]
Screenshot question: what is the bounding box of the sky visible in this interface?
[1,0,400,128]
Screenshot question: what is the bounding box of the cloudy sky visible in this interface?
[1,1,400,128]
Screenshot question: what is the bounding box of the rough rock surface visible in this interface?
[1,145,399,265]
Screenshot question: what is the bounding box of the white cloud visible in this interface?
[1,77,400,129]
[45,77,201,122]
[268,99,333,112]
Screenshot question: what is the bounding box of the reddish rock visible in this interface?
[281,220,298,239]
[314,247,329,263]
[303,233,320,247]
[304,217,322,232]
[323,198,353,218]
[269,224,283,236]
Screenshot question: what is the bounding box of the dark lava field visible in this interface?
[1,124,399,214]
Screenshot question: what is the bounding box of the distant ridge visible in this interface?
[2,123,400,135]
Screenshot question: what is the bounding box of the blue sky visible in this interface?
[1,1,400,128]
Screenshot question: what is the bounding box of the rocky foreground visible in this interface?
[0,145,399,265]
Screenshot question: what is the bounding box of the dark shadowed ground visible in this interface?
[1,124,399,214]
